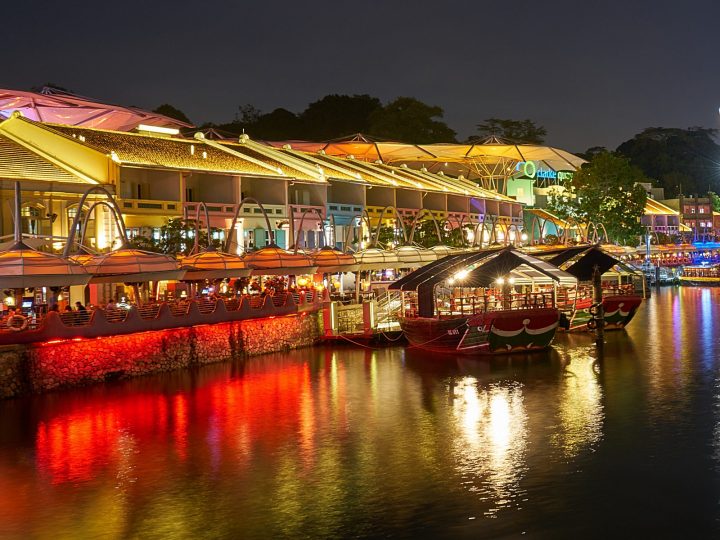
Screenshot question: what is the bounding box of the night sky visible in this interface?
[5,0,720,152]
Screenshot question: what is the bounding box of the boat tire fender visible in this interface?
[7,314,28,331]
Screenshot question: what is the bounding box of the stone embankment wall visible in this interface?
[0,312,320,399]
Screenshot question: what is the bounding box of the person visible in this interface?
[106,298,117,310]
[49,303,59,312]
[75,301,89,324]
[63,305,73,312]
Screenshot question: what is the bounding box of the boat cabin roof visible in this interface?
[547,246,640,281]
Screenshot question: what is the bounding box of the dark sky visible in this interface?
[5,0,720,152]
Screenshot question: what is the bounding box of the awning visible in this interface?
[311,247,359,273]
[83,249,184,284]
[0,241,90,288]
[244,245,317,276]
[180,250,251,281]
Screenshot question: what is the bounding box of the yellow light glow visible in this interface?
[137,124,180,136]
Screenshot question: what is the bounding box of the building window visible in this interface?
[699,207,705,214]
[21,205,46,236]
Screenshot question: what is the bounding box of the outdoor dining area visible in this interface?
[0,182,476,344]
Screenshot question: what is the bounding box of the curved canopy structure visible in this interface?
[311,247,359,273]
[0,241,90,288]
[267,134,585,190]
[393,245,438,267]
[353,248,402,270]
[180,250,251,280]
[83,249,183,284]
[243,246,317,276]
[0,87,192,131]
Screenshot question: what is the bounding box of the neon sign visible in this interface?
[515,161,574,182]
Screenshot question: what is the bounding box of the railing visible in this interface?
[435,292,555,318]
[0,293,322,346]
[118,198,182,214]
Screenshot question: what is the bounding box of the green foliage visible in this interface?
[616,127,720,197]
[300,94,382,140]
[153,104,191,124]
[475,118,547,144]
[548,152,648,245]
[708,191,720,212]
[210,94,456,143]
[368,97,457,143]
[127,218,222,256]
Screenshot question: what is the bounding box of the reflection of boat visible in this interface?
[640,261,679,285]
[543,246,646,331]
[389,247,577,355]
[679,264,720,286]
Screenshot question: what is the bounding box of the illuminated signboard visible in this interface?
[515,161,573,182]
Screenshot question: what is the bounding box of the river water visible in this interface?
[1,287,719,539]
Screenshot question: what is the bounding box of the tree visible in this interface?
[153,104,191,125]
[547,152,648,245]
[369,97,456,143]
[475,118,547,144]
[616,127,720,197]
[299,94,382,140]
[577,146,608,161]
[128,218,221,255]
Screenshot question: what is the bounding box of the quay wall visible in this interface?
[0,312,321,399]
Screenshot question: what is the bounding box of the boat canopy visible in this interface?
[392,247,577,318]
[547,246,640,281]
[454,249,579,288]
[389,248,500,292]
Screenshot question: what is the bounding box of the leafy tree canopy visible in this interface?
[300,94,382,140]
[128,218,221,256]
[368,97,457,143]
[153,104,191,124]
[547,152,648,245]
[616,127,720,197]
[475,118,547,144]
[211,94,456,143]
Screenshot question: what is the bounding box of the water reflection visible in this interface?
[551,340,603,460]
[4,288,720,537]
[450,377,528,516]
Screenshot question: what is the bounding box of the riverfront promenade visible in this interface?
[0,287,718,538]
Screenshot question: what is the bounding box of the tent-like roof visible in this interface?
[267,134,585,184]
[180,250,251,280]
[0,241,90,288]
[83,249,183,284]
[45,123,290,177]
[243,246,317,276]
[389,248,501,291]
[0,87,192,131]
[548,246,641,281]
[311,247,359,273]
[353,248,402,270]
[393,245,438,267]
[645,198,679,216]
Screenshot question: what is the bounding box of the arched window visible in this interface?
[21,204,47,236]
[67,205,94,245]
